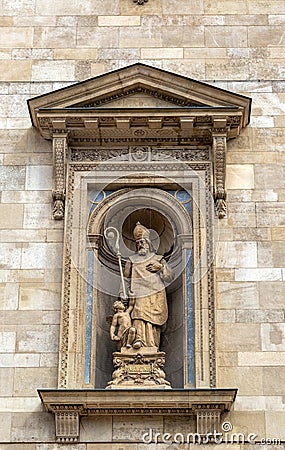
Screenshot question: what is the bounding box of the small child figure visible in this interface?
[110,299,136,349]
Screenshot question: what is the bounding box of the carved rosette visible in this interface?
[212,133,227,219]
[52,134,67,220]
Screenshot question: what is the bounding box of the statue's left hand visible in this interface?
[146,262,163,273]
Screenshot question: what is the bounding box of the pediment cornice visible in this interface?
[28,63,251,140]
[27,64,251,220]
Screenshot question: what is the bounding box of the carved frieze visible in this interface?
[33,117,241,221]
[70,146,210,162]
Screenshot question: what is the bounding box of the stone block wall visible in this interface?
[0,0,284,447]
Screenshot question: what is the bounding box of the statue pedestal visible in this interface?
[106,347,171,389]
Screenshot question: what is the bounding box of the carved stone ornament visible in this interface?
[212,128,227,218]
[52,134,67,220]
[55,409,80,443]
[107,350,171,389]
[38,388,237,442]
[27,63,251,220]
[133,0,148,4]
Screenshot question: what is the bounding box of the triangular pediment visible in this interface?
[27,63,252,223]
[28,63,251,129]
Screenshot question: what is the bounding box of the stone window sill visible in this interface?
[38,388,237,443]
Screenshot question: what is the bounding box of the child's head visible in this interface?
[113,300,125,312]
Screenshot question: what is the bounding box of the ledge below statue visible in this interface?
[38,388,237,443]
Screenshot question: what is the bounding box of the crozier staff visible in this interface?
[121,222,174,349]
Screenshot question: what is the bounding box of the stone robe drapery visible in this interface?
[122,252,173,347]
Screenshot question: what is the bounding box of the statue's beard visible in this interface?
[138,248,147,256]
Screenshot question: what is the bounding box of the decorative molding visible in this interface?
[35,113,240,144]
[71,148,129,162]
[88,233,103,250]
[38,388,237,442]
[67,160,210,175]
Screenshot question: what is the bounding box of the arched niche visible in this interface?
[87,187,193,388]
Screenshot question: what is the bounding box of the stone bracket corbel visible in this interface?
[52,128,68,220]
[212,121,228,219]
[193,404,222,435]
[54,408,80,443]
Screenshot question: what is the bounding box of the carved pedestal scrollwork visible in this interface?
[107,350,171,389]
[212,132,227,219]
[52,134,68,220]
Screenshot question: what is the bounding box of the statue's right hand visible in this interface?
[112,336,120,341]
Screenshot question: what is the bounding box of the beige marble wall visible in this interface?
[0,0,285,446]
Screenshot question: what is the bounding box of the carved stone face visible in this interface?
[136,238,150,256]
[113,301,125,312]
